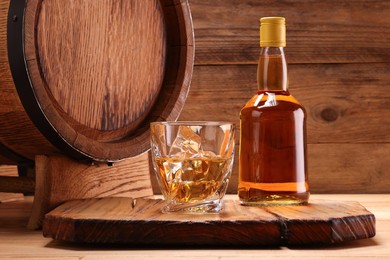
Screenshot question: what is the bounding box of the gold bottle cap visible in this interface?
[260,17,286,47]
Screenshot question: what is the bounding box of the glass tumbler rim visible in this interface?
[150,121,234,127]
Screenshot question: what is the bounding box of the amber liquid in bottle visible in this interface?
[238,45,309,205]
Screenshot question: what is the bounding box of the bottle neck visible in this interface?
[257,47,288,92]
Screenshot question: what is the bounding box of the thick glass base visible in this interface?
[239,192,310,206]
[162,199,222,213]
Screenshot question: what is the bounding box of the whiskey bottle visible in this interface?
[238,17,309,205]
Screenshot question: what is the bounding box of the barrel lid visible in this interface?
[9,0,194,162]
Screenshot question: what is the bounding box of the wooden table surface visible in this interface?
[1,194,389,259]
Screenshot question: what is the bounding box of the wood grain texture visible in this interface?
[0,176,34,193]
[168,62,390,194]
[308,144,390,193]
[0,194,387,258]
[183,0,390,198]
[0,0,58,161]
[189,0,390,65]
[42,197,375,246]
[166,63,390,194]
[0,0,194,162]
[0,165,17,177]
[0,165,24,202]
[179,64,390,143]
[28,153,153,229]
[35,0,166,132]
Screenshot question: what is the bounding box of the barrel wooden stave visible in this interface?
[0,0,194,163]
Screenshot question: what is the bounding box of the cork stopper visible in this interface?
[260,17,286,47]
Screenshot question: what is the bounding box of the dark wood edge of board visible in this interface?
[42,197,376,247]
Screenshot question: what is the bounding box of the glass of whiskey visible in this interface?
[150,121,235,213]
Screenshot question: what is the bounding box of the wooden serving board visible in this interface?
[43,197,375,246]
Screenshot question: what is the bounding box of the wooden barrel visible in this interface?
[0,0,194,163]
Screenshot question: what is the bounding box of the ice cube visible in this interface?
[200,150,217,158]
[163,159,182,183]
[180,157,210,182]
[169,126,202,156]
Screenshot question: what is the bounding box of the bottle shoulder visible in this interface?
[241,91,305,113]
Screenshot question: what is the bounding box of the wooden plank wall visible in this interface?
[169,0,390,194]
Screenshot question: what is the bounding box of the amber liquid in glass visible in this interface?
[238,49,309,205]
[154,156,231,203]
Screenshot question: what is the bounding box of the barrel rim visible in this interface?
[7,0,88,161]
[6,0,194,162]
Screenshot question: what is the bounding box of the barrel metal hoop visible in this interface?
[7,0,88,161]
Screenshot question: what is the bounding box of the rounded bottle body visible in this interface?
[238,90,309,205]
